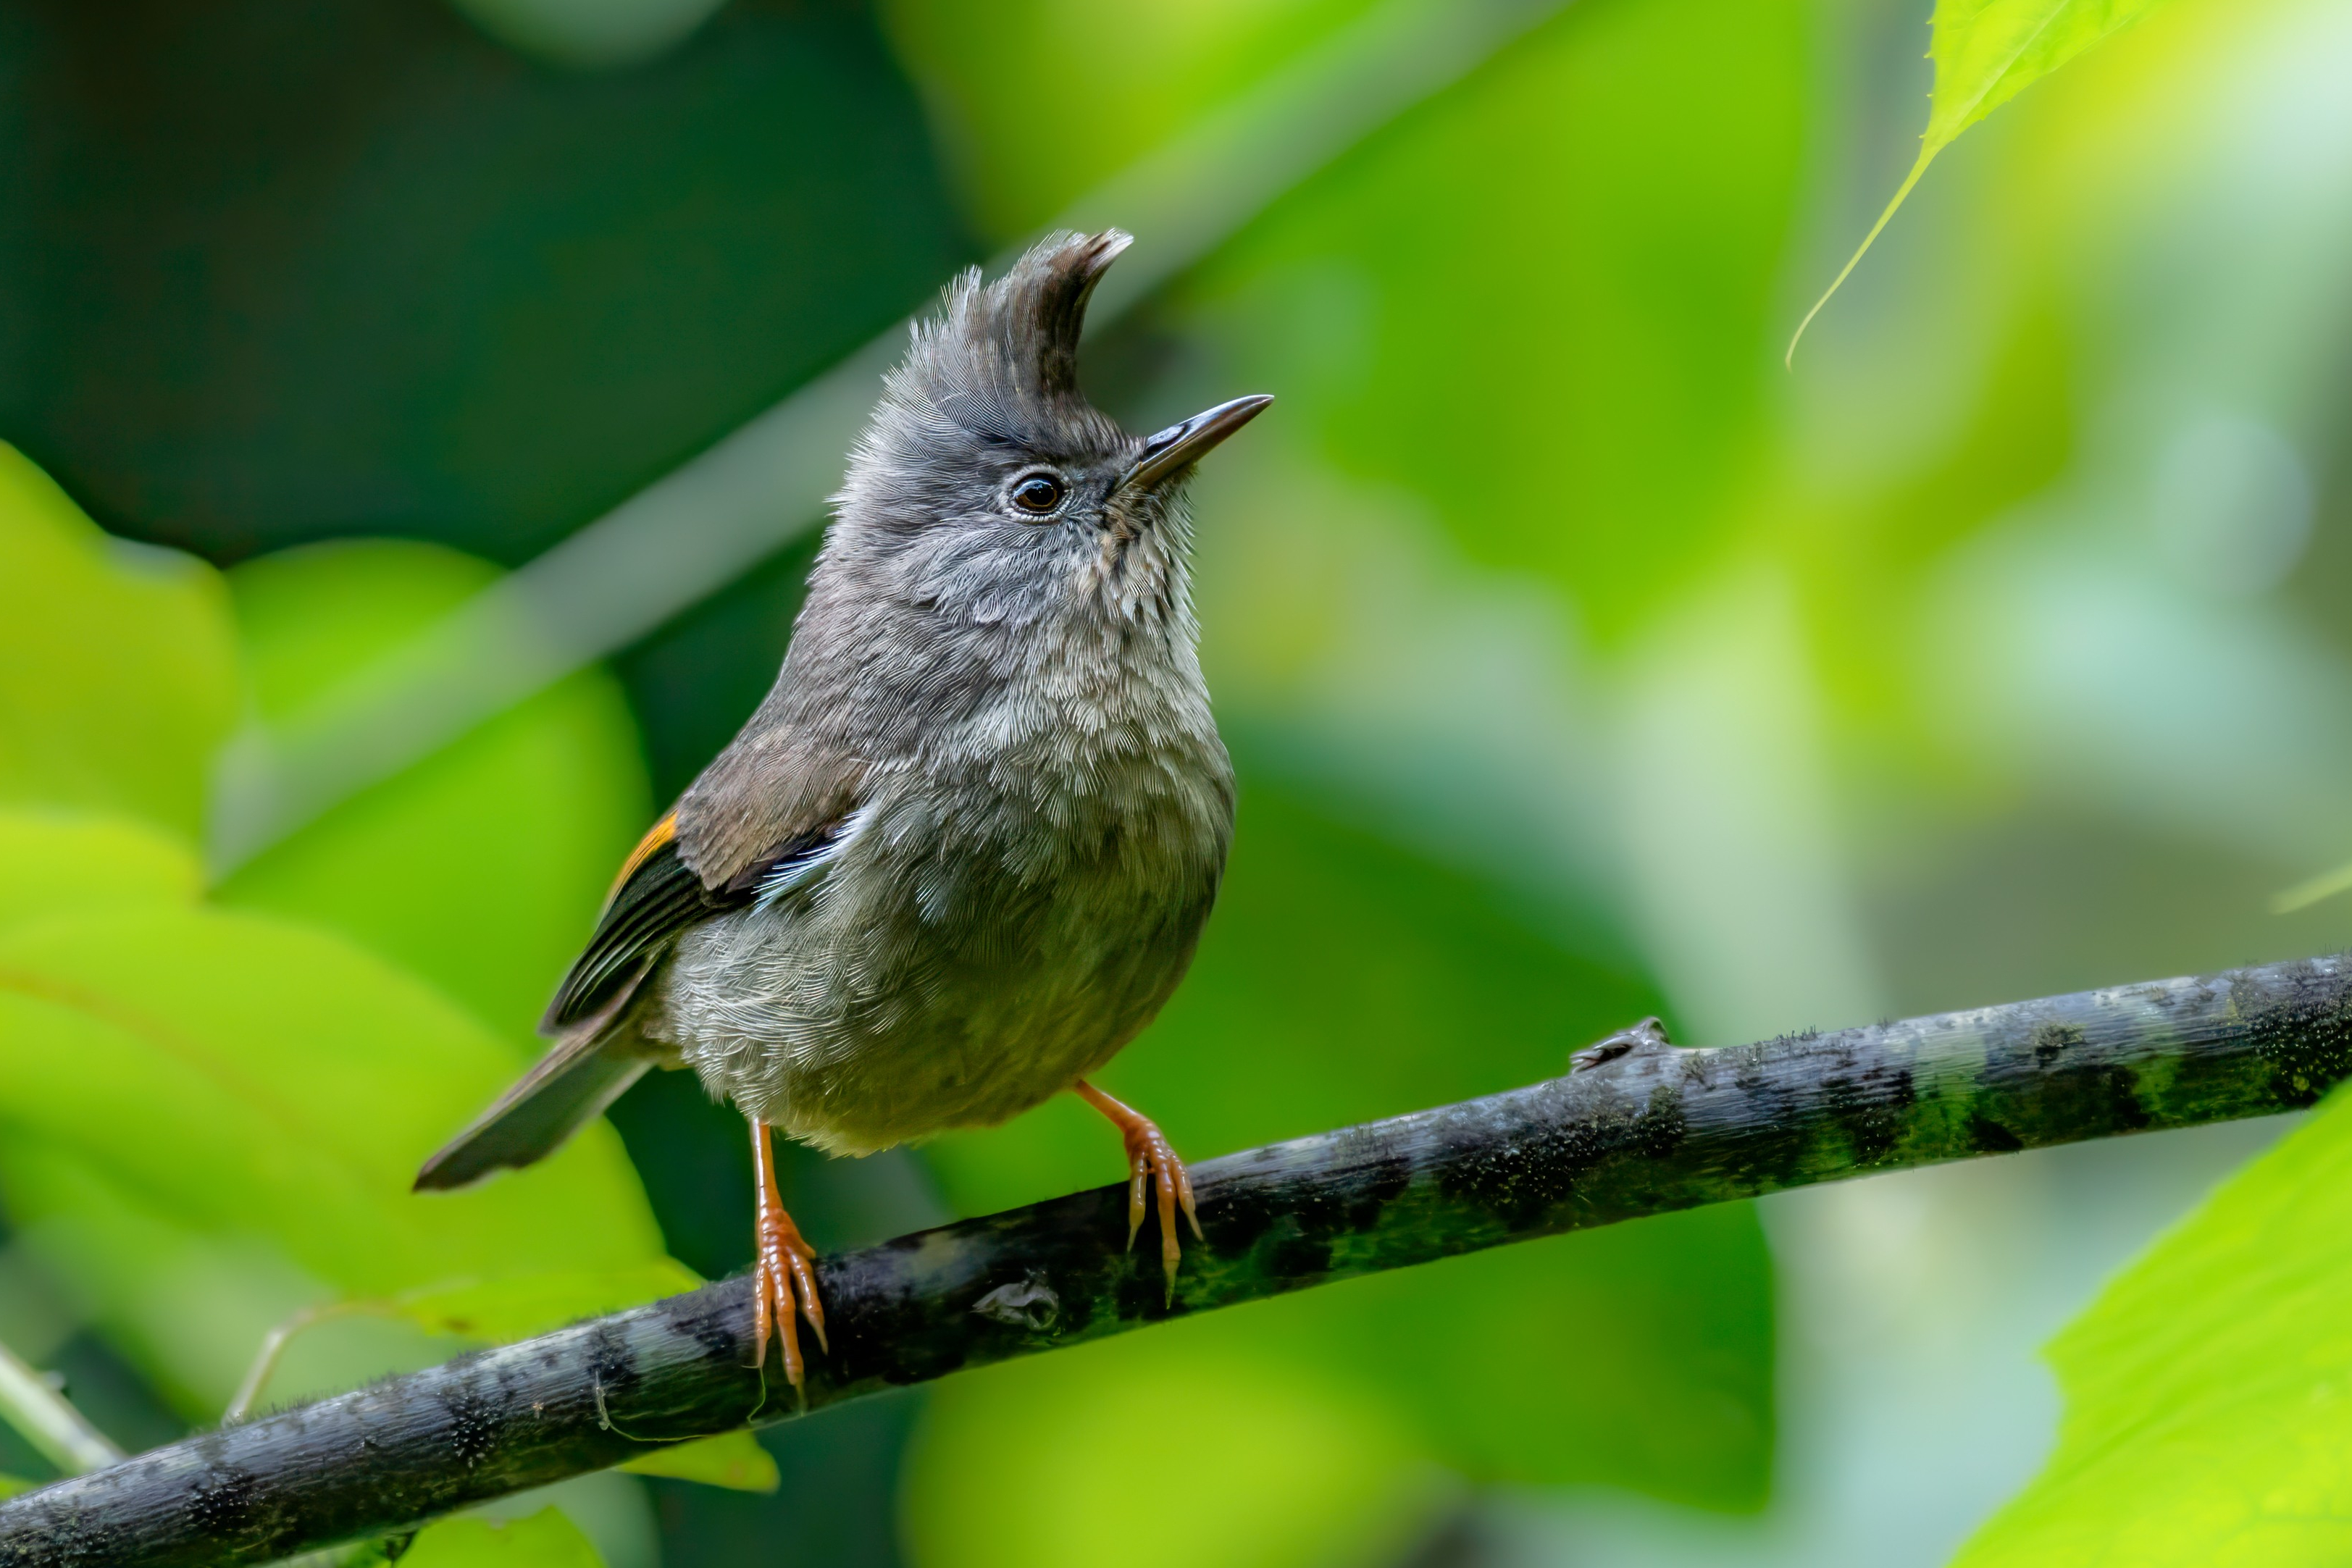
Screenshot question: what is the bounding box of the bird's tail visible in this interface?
[414,999,657,1192]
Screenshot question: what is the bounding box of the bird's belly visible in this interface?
[650,820,1220,1155]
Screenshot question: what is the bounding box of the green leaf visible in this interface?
[383,1261,701,1343]
[0,897,669,1413]
[1790,0,2166,356]
[0,808,201,936]
[215,540,651,1045]
[0,1475,32,1501]
[403,1508,606,1568]
[617,1429,780,1492]
[1951,1086,2352,1566]
[0,444,238,842]
[1925,0,2162,153]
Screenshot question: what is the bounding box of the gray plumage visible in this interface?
[420,229,1260,1187]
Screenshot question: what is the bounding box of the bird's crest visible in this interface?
[890,230,1131,456]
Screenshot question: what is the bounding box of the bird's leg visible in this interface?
[1073,1080,1200,1299]
[749,1119,826,1391]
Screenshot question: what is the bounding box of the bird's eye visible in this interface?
[1009,474,1066,516]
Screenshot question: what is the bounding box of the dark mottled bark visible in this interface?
[6,955,2351,1567]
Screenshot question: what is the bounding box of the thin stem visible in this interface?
[0,1340,120,1477]
[224,1301,377,1425]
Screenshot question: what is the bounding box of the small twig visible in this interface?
[4,954,2351,1567]
[224,1302,377,1426]
[0,1340,120,1477]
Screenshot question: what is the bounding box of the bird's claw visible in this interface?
[1077,1081,1198,1304]
[750,1121,827,1396]
[1123,1119,1201,1289]
[753,1207,826,1393]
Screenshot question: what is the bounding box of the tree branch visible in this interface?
[5,954,2351,1567]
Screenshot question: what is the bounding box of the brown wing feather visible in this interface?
[541,824,737,1033]
[677,728,866,891]
[415,976,658,1191]
[419,800,858,1191]
[541,809,855,1034]
[545,622,873,1029]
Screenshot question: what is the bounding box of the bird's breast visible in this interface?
[655,649,1232,1154]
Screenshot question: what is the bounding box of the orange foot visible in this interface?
[1074,1080,1201,1301]
[750,1119,827,1393]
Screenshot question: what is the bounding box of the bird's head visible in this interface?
[829,229,1271,631]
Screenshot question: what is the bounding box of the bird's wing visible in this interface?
[676,719,871,894]
[539,808,854,1034]
[414,981,658,1191]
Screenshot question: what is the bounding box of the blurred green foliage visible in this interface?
[1208,0,1809,642]
[0,894,662,1400]
[216,540,650,1043]
[880,0,1383,236]
[1,0,2349,1565]
[0,450,769,1564]
[887,0,2352,1560]
[0,446,237,840]
[886,0,1811,635]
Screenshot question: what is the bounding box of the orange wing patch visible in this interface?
[606,812,679,905]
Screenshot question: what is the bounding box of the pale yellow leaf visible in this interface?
[619,1429,780,1493]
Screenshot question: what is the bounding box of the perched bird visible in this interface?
[416,230,1268,1389]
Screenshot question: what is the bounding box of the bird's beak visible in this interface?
[1123,394,1274,493]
